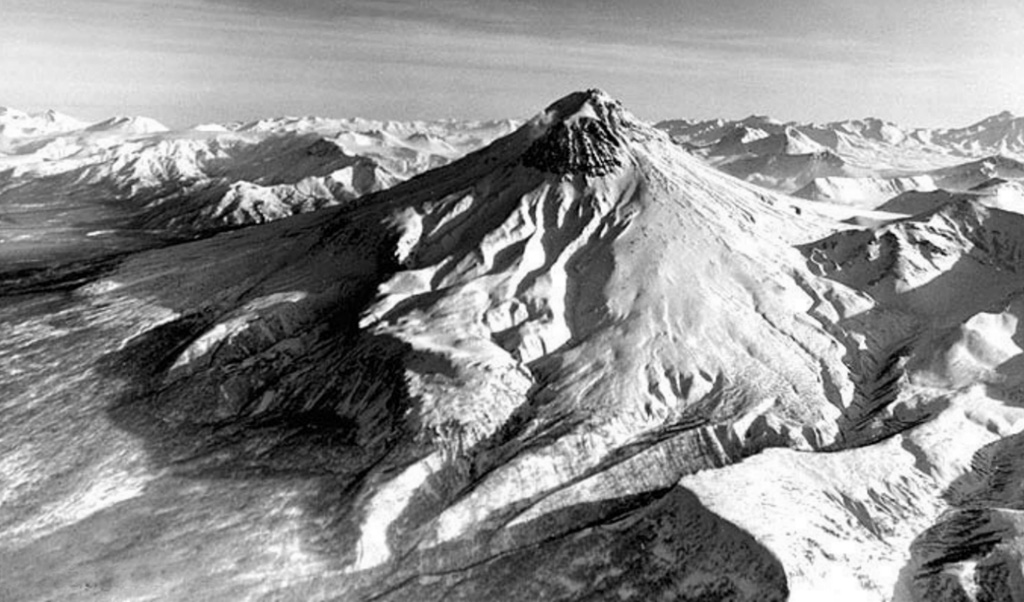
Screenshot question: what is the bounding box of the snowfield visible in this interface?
[2,91,1024,601]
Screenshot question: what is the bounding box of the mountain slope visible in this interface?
[6,91,1024,601]
[794,155,1024,209]
[0,108,88,140]
[0,113,514,271]
[657,112,1024,201]
[0,90,854,601]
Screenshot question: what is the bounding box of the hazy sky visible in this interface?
[2,0,1023,128]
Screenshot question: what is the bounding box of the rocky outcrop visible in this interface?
[519,90,634,176]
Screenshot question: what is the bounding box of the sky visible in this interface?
[2,0,1024,128]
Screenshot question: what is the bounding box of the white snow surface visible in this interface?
[7,93,1024,601]
[0,107,518,232]
[658,112,1024,210]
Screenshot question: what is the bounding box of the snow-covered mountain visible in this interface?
[657,112,1024,208]
[4,91,1024,601]
[873,179,1024,216]
[0,107,517,267]
[793,154,1024,208]
[660,111,1024,166]
[0,107,89,139]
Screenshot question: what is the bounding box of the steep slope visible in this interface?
[666,199,1024,601]
[0,89,866,601]
[662,117,858,192]
[928,155,1024,190]
[931,110,1024,157]
[714,126,826,157]
[9,91,1024,601]
[699,124,857,191]
[717,149,854,192]
[795,199,1024,599]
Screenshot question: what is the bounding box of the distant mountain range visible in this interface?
[656,111,1024,207]
[0,107,517,267]
[4,104,1022,239]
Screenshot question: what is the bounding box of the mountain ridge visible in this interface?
[5,91,1024,600]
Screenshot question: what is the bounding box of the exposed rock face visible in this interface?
[519,90,632,176]
[8,91,1024,601]
[520,117,623,176]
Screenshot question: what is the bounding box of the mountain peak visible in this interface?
[739,114,782,127]
[542,88,621,123]
[85,115,169,134]
[969,110,1018,129]
[520,89,641,176]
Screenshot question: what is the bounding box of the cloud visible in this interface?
[3,0,1024,127]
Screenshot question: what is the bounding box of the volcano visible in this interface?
[4,91,1024,601]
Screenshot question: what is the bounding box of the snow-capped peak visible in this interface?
[519,89,647,176]
[0,107,88,138]
[85,115,169,134]
[540,88,619,123]
[528,89,645,136]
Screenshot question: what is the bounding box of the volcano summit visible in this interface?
[3,91,1024,601]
